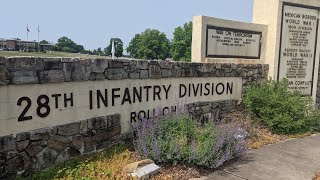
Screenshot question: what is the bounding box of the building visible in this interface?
[0,38,53,52]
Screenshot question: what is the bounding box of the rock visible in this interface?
[72,136,83,153]
[16,132,30,142]
[17,140,29,151]
[0,65,9,85]
[140,70,149,79]
[38,70,64,83]
[36,147,58,169]
[11,70,38,84]
[137,60,149,69]
[149,65,161,79]
[6,151,18,160]
[25,141,46,157]
[30,128,50,141]
[91,59,108,73]
[83,137,94,153]
[67,147,80,157]
[0,135,16,153]
[80,120,88,135]
[43,58,62,70]
[47,135,71,151]
[5,152,31,173]
[55,149,70,164]
[57,122,80,136]
[105,68,128,80]
[161,69,172,78]
[7,57,44,71]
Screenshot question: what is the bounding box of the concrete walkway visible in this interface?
[202,134,320,180]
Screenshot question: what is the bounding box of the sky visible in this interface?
[2,0,254,51]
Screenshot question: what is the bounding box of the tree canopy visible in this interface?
[105,38,123,57]
[171,22,192,61]
[54,36,84,53]
[127,29,170,60]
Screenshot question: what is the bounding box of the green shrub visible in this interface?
[243,79,320,134]
[132,107,248,168]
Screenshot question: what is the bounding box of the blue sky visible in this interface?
[2,0,253,50]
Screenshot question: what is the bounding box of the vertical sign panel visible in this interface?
[278,4,319,95]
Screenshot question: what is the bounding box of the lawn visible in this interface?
[0,50,110,58]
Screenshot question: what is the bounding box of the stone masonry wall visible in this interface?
[0,56,269,179]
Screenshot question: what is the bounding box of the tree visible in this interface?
[39,40,49,44]
[105,38,123,57]
[54,36,84,53]
[127,29,170,60]
[171,22,192,61]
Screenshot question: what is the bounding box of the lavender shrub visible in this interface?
[131,103,248,168]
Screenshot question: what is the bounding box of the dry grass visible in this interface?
[314,172,320,180]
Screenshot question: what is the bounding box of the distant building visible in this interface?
[0,38,53,52]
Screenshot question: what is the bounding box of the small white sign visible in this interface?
[206,27,262,59]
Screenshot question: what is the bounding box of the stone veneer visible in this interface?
[0,56,269,179]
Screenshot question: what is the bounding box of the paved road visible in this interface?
[200,134,320,180]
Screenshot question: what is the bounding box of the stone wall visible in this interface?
[0,56,269,179]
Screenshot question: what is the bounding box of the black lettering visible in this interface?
[163,85,171,99]
[216,83,225,95]
[144,86,152,102]
[37,95,50,118]
[192,83,200,96]
[204,83,210,96]
[163,107,169,115]
[122,88,132,105]
[17,97,32,121]
[133,87,142,103]
[112,88,121,106]
[227,82,233,94]
[51,94,61,109]
[64,93,73,108]
[130,112,137,123]
[212,83,215,95]
[179,84,187,98]
[138,110,146,120]
[89,90,93,109]
[97,89,108,108]
[153,85,161,101]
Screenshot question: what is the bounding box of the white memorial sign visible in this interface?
[0,77,242,136]
[278,4,319,95]
[206,26,262,59]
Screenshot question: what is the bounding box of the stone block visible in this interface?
[39,70,64,83]
[149,65,161,79]
[43,58,62,70]
[72,136,83,152]
[159,60,173,69]
[161,69,172,78]
[105,68,128,80]
[137,60,149,69]
[109,60,125,68]
[16,140,29,152]
[129,71,140,79]
[25,140,46,157]
[91,59,109,73]
[30,128,50,141]
[57,122,80,136]
[89,72,105,81]
[0,65,9,85]
[47,135,71,152]
[0,135,16,153]
[11,70,38,84]
[7,57,44,71]
[140,70,149,79]
[16,132,30,142]
[5,152,31,173]
[83,137,94,153]
[36,147,58,169]
[80,120,88,135]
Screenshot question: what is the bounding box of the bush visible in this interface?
[243,79,320,134]
[131,106,247,168]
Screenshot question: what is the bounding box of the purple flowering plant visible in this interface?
[131,102,248,168]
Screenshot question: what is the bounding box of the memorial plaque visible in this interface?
[206,26,262,59]
[278,3,319,95]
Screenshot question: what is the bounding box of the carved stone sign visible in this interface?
[206,26,262,59]
[278,3,319,95]
[0,77,242,136]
